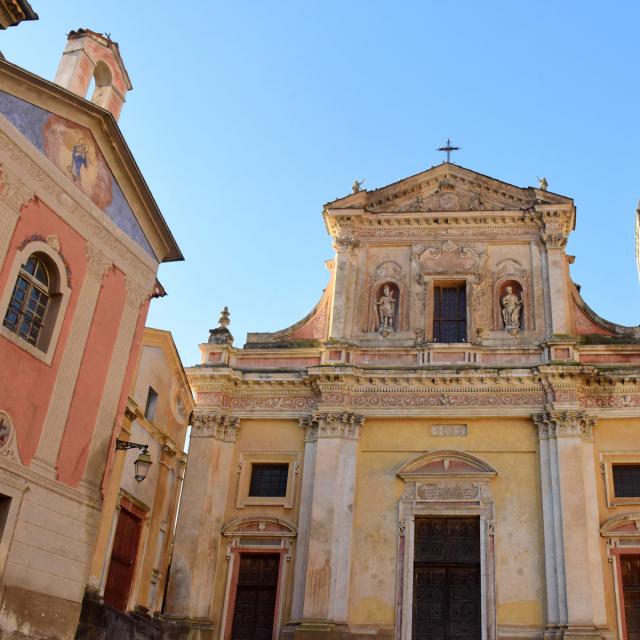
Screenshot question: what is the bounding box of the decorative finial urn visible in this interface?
[209,306,234,345]
[218,306,230,328]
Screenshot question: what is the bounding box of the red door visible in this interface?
[622,555,640,640]
[230,554,280,640]
[103,504,143,611]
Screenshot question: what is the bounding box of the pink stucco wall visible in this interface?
[100,295,150,495]
[0,198,87,464]
[57,267,127,486]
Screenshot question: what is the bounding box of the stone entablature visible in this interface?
[187,363,640,419]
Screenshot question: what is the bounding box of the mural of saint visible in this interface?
[43,115,112,209]
[68,140,88,183]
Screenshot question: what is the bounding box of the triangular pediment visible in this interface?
[327,163,572,214]
[0,60,182,263]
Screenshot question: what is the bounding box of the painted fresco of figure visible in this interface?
[376,284,396,333]
[501,285,522,335]
[68,140,88,183]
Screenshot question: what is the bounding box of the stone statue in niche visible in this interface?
[501,285,523,335]
[375,284,397,336]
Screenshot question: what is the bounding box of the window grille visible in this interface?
[433,284,466,343]
[249,463,289,497]
[613,464,640,498]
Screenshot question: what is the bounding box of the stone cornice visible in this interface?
[187,362,640,418]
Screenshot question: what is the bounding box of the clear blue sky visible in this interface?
[3,1,639,365]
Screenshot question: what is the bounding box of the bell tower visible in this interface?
[54,28,132,120]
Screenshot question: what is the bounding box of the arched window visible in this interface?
[3,254,54,349]
[0,241,71,364]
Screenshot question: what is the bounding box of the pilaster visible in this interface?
[533,409,606,640]
[538,210,572,336]
[164,412,240,622]
[79,275,150,489]
[292,412,363,635]
[86,404,136,592]
[32,242,112,478]
[328,236,359,340]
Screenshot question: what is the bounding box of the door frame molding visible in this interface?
[220,517,296,640]
[396,450,497,640]
[601,512,640,640]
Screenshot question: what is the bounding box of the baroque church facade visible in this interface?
[165,164,640,640]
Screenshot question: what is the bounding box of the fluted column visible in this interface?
[32,243,112,477]
[292,412,364,636]
[534,409,606,640]
[165,412,240,621]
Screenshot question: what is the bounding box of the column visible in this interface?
[80,275,151,488]
[32,242,112,478]
[164,412,240,623]
[534,410,606,640]
[292,412,364,637]
[0,168,33,268]
[290,418,318,621]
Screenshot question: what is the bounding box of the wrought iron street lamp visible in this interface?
[115,439,152,482]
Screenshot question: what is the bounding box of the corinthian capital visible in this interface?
[533,408,596,441]
[192,411,240,442]
[125,275,152,308]
[0,165,34,211]
[332,235,360,253]
[85,242,112,280]
[299,411,364,441]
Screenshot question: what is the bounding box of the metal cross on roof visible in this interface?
[437,138,461,163]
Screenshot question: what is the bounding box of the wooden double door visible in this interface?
[413,517,481,640]
[230,554,280,640]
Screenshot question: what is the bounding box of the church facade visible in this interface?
[166,164,640,640]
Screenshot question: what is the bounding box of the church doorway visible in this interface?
[412,516,481,640]
[229,553,280,640]
[621,554,640,640]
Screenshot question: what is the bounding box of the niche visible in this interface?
[372,282,400,336]
[497,279,524,334]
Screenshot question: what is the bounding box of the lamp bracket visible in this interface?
[115,439,149,454]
